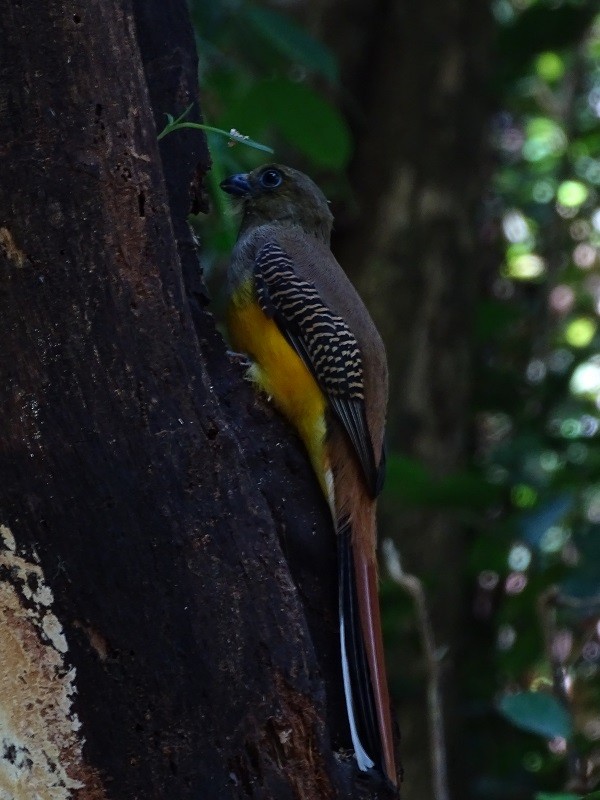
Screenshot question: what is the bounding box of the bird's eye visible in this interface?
[259,169,283,189]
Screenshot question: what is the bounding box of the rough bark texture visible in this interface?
[0,1,397,798]
[305,1,493,797]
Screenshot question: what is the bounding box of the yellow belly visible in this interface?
[228,287,331,500]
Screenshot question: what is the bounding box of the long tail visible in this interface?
[338,520,397,786]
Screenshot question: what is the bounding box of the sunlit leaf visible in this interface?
[497,691,572,739]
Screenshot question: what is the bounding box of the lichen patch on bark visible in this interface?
[0,525,106,799]
[0,227,26,268]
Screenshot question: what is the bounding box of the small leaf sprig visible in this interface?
[157,104,273,153]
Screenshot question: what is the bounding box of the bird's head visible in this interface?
[220,164,333,243]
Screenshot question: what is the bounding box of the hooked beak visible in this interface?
[220,173,252,197]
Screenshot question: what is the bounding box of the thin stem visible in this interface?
[383,539,450,800]
[157,106,274,154]
[537,588,589,792]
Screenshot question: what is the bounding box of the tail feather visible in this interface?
[354,544,397,785]
[338,520,384,773]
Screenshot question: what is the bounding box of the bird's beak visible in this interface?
[220,173,252,197]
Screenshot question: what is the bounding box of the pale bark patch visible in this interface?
[0,525,106,799]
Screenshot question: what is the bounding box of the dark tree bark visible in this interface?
[302,1,493,797]
[0,1,397,798]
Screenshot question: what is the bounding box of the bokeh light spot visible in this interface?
[497,623,517,650]
[524,118,567,162]
[548,737,567,755]
[540,525,568,553]
[584,488,600,522]
[570,219,591,240]
[511,484,537,508]
[523,751,543,772]
[570,359,600,396]
[535,52,565,83]
[580,414,599,436]
[561,542,580,566]
[583,718,600,741]
[573,243,597,269]
[502,210,530,243]
[526,358,546,383]
[556,180,588,207]
[565,318,596,347]
[548,348,574,373]
[551,630,573,663]
[478,570,500,590]
[582,641,600,662]
[508,543,532,570]
[505,571,528,595]
[506,253,546,279]
[549,284,575,314]
[566,442,587,463]
[560,418,582,438]
[532,180,554,203]
[539,451,560,471]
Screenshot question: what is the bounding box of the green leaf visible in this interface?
[535,794,582,800]
[157,107,274,153]
[497,691,572,740]
[243,5,339,84]
[222,78,352,170]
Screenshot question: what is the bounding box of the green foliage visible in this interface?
[498,692,573,739]
[188,0,352,275]
[469,0,600,795]
[220,78,352,169]
[157,103,274,152]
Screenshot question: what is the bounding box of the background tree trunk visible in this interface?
[0,1,395,797]
[304,1,493,797]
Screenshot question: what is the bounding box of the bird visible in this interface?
[221,164,397,788]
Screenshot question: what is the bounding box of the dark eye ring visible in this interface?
[260,169,283,189]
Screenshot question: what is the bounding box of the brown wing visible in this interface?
[254,241,381,496]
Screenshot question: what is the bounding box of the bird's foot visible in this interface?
[226,350,252,370]
[227,350,259,386]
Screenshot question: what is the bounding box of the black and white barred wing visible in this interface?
[254,240,379,497]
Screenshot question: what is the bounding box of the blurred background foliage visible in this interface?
[186,0,600,797]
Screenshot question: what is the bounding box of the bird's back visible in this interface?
[229,222,388,462]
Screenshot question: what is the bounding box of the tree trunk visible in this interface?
[0,1,395,797]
